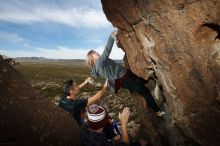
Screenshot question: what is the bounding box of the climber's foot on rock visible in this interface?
[156,110,165,117]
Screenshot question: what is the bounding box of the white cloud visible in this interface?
[0,47,88,59]
[0,2,110,28]
[0,44,125,60]
[0,31,29,47]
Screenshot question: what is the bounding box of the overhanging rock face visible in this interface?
[101,0,220,145]
[0,60,81,146]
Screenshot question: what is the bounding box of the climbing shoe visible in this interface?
[156,111,165,117]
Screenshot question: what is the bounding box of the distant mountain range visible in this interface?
[14,57,85,62]
[0,55,123,63]
[15,57,47,61]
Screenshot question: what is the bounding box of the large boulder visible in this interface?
[0,60,81,146]
[101,0,220,145]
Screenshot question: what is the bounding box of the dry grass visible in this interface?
[15,60,94,100]
[16,61,91,83]
[15,60,141,138]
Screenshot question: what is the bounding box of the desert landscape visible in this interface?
[1,0,219,145]
[15,59,142,140]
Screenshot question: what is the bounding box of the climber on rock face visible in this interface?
[59,78,108,125]
[86,30,165,117]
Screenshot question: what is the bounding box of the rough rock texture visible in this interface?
[102,0,220,145]
[0,60,81,146]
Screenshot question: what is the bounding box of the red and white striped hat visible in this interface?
[87,104,109,130]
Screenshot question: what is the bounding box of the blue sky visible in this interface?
[0,0,124,59]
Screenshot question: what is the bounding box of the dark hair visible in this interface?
[62,79,74,96]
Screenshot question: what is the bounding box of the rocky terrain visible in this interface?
[0,59,81,146]
[0,55,19,66]
[1,59,150,145]
[1,0,220,145]
[101,0,220,145]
